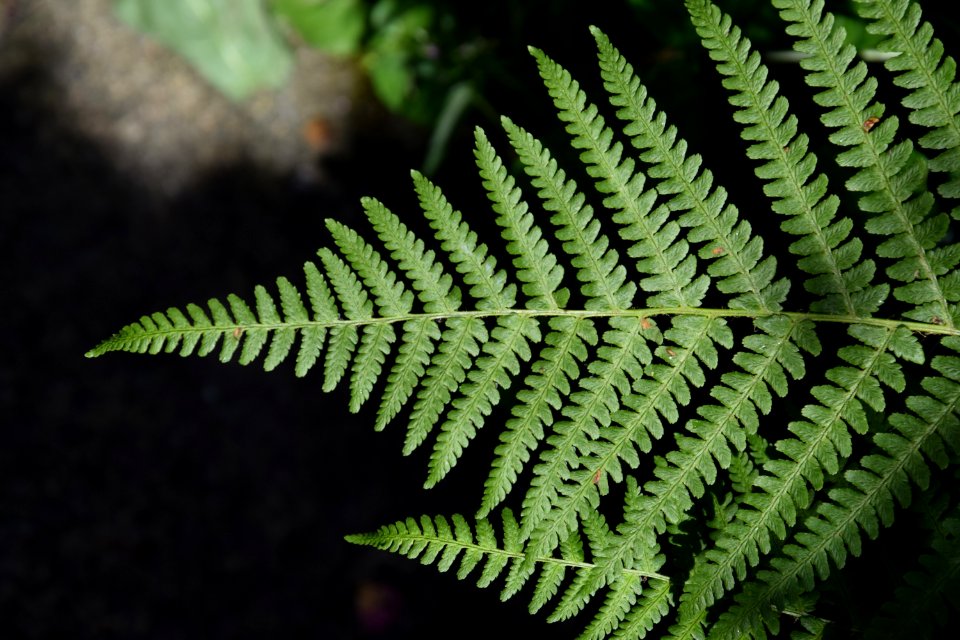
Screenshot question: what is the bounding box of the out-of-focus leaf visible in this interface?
[115,0,293,100]
[271,0,366,55]
[363,0,433,113]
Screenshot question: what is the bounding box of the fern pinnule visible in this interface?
[612,578,672,639]
[854,0,960,205]
[532,315,728,618]
[326,220,413,317]
[427,312,541,487]
[577,573,645,640]
[502,116,635,311]
[362,196,460,313]
[521,315,655,550]
[413,170,517,310]
[479,315,597,517]
[302,261,346,387]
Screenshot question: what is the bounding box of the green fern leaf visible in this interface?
[531,46,708,310]
[591,27,787,312]
[775,0,959,326]
[474,126,570,310]
[502,116,635,311]
[853,0,960,204]
[87,3,960,637]
[688,0,886,316]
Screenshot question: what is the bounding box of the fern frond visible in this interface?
[591,27,787,313]
[502,116,636,311]
[688,0,887,316]
[713,342,960,638]
[345,510,525,581]
[775,0,959,326]
[531,46,708,310]
[88,4,960,637]
[853,0,960,205]
[684,325,923,630]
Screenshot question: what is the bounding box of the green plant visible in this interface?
[115,0,294,100]
[88,0,960,636]
[114,0,459,115]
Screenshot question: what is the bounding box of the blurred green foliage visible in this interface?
[272,0,366,55]
[114,0,883,172]
[114,0,459,120]
[115,0,293,100]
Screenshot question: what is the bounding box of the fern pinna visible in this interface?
[87,0,960,637]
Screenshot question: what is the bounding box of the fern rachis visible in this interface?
[87,0,960,637]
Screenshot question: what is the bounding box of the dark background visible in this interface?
[5,1,960,638]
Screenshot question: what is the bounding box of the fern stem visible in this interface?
[86,306,960,359]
